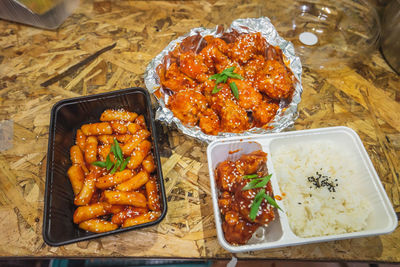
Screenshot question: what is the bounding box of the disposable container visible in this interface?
[43,87,167,246]
[207,126,397,252]
[261,0,381,70]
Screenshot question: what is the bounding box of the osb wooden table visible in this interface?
[0,0,399,262]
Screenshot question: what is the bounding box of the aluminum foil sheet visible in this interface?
[144,17,303,143]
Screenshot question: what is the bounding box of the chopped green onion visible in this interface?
[212,85,222,94]
[229,82,239,100]
[216,75,228,84]
[241,178,263,191]
[265,195,283,211]
[254,174,272,188]
[113,138,123,161]
[243,174,259,179]
[92,161,107,168]
[249,189,266,221]
[222,66,236,74]
[225,72,243,80]
[241,174,272,191]
[120,157,130,171]
[209,66,242,99]
[105,155,113,171]
[209,73,220,80]
[243,172,284,221]
[110,144,116,158]
[92,139,130,174]
[110,159,121,174]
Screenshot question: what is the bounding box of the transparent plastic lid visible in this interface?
[15,0,64,15]
[263,0,381,70]
[0,0,79,29]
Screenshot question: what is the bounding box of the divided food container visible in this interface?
[207,126,397,252]
[43,87,167,246]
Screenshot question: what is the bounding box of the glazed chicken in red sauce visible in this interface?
[214,150,276,245]
[157,32,296,135]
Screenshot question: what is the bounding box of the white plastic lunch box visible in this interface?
[207,126,398,253]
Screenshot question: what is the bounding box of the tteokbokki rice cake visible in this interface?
[68,109,162,233]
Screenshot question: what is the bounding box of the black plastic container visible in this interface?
[43,87,167,246]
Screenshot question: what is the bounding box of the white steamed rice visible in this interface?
[271,139,372,238]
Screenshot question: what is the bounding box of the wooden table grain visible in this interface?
[0,0,399,261]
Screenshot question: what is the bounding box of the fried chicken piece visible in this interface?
[169,43,184,58]
[197,79,215,102]
[222,210,260,245]
[216,150,276,245]
[266,45,285,63]
[213,38,230,54]
[159,62,197,92]
[243,55,266,80]
[205,80,250,131]
[199,108,220,135]
[218,191,238,215]
[231,79,263,110]
[234,150,275,225]
[179,51,209,82]
[235,150,268,175]
[204,83,235,112]
[229,32,267,64]
[214,160,240,192]
[167,89,207,126]
[253,59,294,100]
[215,151,267,192]
[203,35,215,44]
[219,100,249,133]
[199,41,230,72]
[252,100,279,127]
[199,38,245,75]
[203,36,231,54]
[234,181,275,225]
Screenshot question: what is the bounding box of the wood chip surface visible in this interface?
[0,0,399,261]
